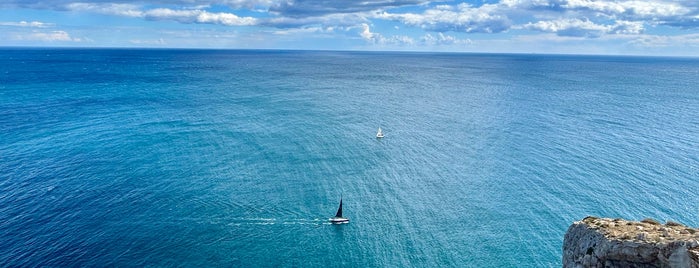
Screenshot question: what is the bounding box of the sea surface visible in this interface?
[1,48,698,267]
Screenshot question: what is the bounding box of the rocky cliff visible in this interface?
[563,216,699,267]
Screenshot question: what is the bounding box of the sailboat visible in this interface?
[376,127,384,138]
[329,197,349,224]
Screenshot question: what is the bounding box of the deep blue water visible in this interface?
[1,48,698,267]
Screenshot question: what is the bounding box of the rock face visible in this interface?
[563,217,699,268]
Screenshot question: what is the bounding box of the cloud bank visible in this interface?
[4,0,699,35]
[2,0,699,51]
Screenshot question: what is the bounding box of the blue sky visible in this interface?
[1,0,699,55]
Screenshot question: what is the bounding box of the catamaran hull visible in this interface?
[329,218,349,224]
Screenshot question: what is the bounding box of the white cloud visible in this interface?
[358,25,472,49]
[35,31,75,41]
[521,18,644,37]
[500,0,557,8]
[360,23,414,45]
[612,20,645,34]
[263,13,367,28]
[630,33,699,47]
[0,21,53,27]
[214,0,276,9]
[522,19,607,37]
[503,0,698,27]
[360,23,379,41]
[13,30,82,42]
[421,32,472,45]
[376,0,696,37]
[144,8,198,20]
[65,3,144,17]
[63,3,258,26]
[273,26,327,35]
[392,35,416,44]
[378,3,511,33]
[129,38,166,45]
[3,0,276,11]
[269,0,426,17]
[501,0,692,17]
[197,11,257,25]
[563,0,690,19]
[144,8,257,26]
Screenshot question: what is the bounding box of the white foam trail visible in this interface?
[227,218,326,226]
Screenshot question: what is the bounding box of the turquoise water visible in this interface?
[1,49,698,266]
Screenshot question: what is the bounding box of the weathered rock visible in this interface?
[563,216,699,268]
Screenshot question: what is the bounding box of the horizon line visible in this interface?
[3,45,698,59]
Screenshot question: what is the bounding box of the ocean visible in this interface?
[1,48,698,267]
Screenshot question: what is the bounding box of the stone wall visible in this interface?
[563,216,699,267]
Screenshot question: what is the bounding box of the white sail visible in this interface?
[376,127,384,138]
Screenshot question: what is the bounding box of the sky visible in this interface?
[1,0,699,56]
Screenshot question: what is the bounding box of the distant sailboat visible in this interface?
[329,197,349,224]
[376,127,384,138]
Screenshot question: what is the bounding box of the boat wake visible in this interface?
[227,218,330,226]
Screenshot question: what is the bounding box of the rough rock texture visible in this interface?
[563,216,699,268]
